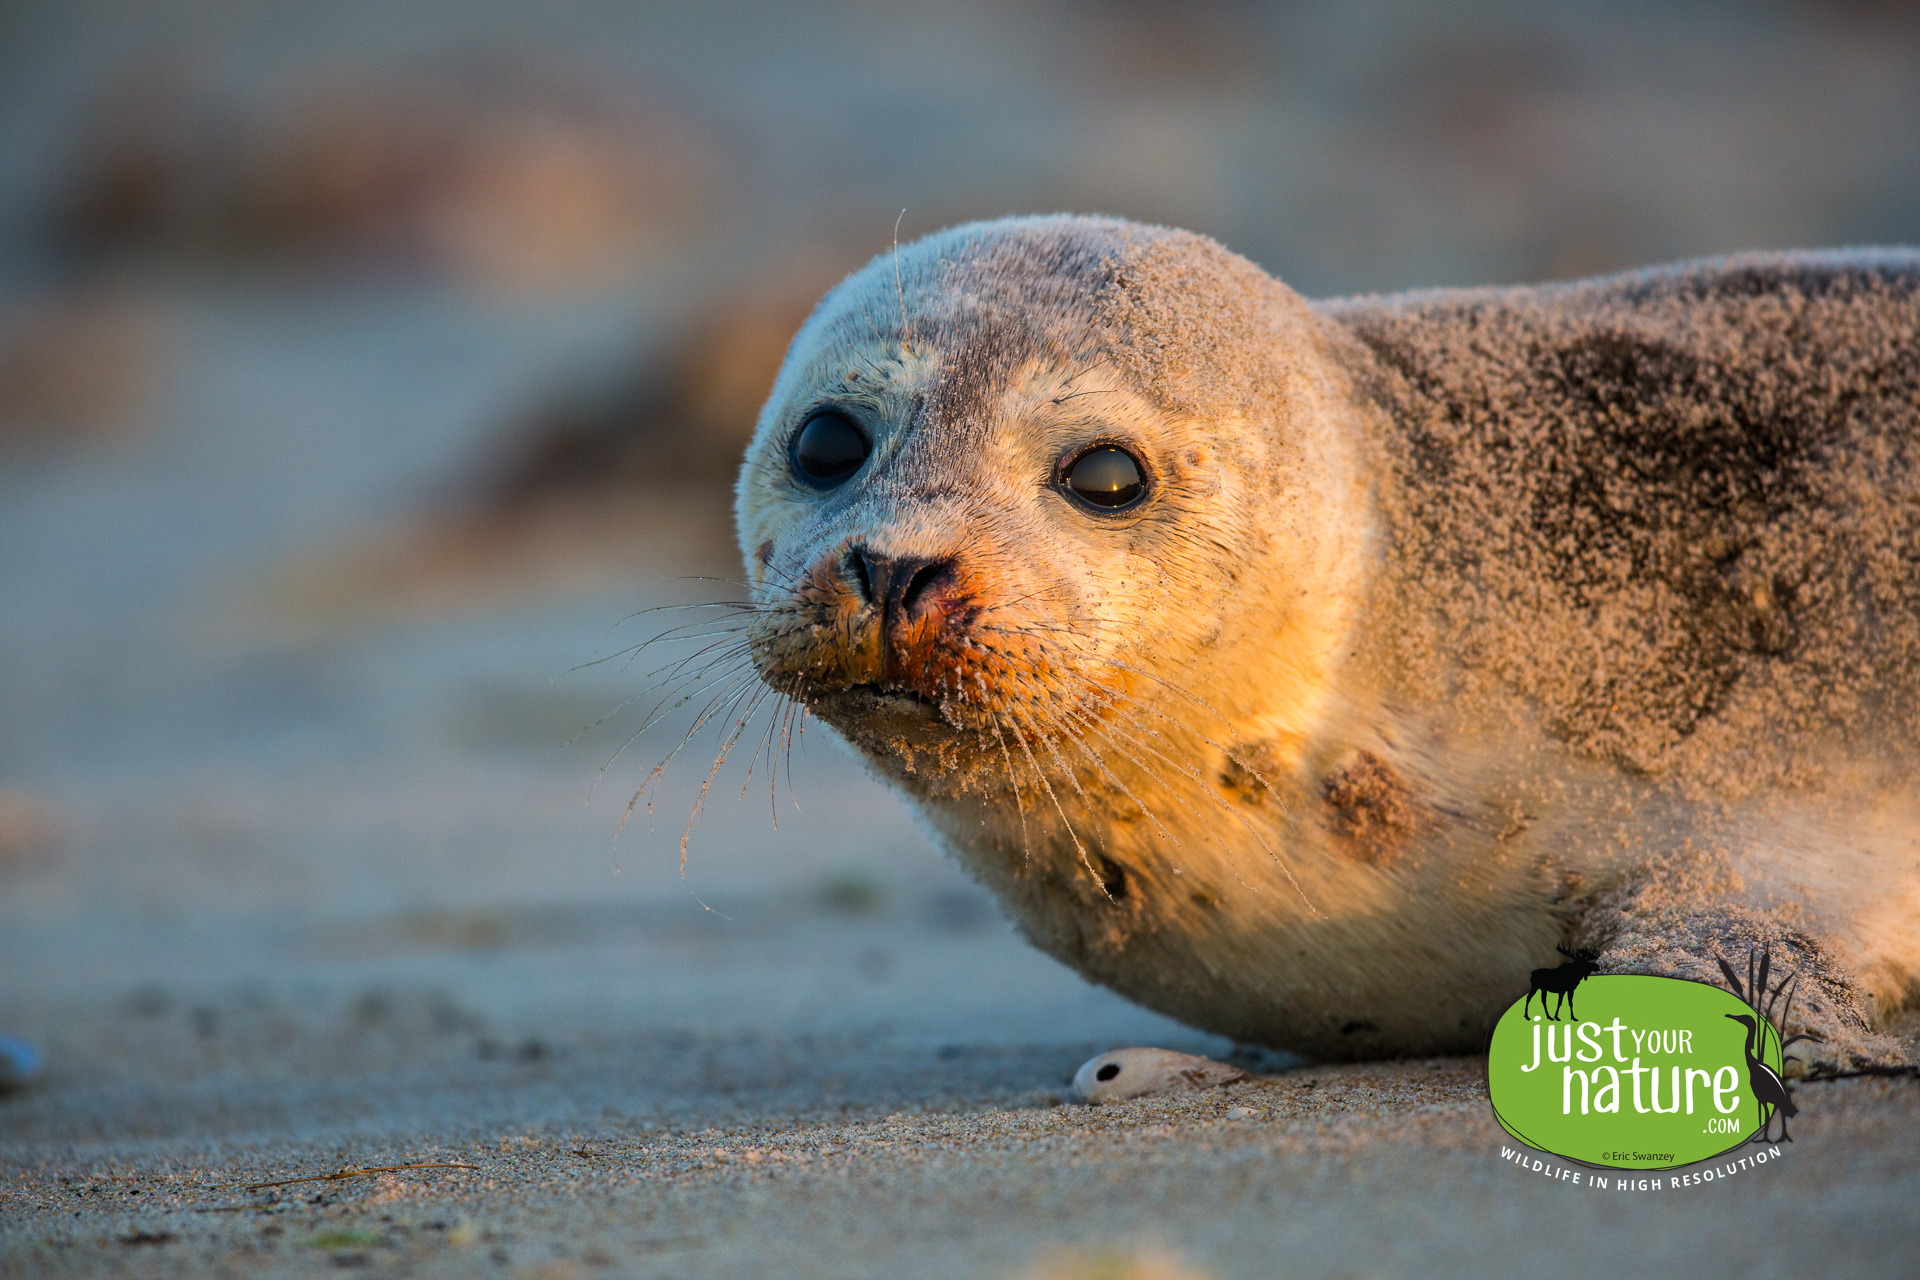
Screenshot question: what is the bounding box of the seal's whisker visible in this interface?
[625,668,761,795]
[1060,353,1114,388]
[1002,706,1064,868]
[579,597,761,660]
[739,560,814,597]
[1009,683,1206,892]
[669,676,783,875]
[590,655,758,795]
[999,704,1078,837]
[974,632,1290,814]
[736,676,801,811]
[975,675,1034,862]
[566,615,754,678]
[1060,699,1278,884]
[606,641,760,757]
[1066,684,1249,802]
[892,207,917,351]
[703,679,778,798]
[771,683,810,817]
[1049,387,1124,405]
[1050,703,1185,850]
[1051,681,1317,914]
[971,620,1233,747]
[616,630,761,695]
[752,681,806,818]
[1020,699,1091,801]
[599,632,785,917]
[701,679,798,829]
[1070,727,1301,908]
[674,570,803,590]
[779,691,810,811]
[595,581,820,879]
[973,617,1251,743]
[610,621,763,677]
[1005,703,1112,898]
[1077,667,1290,815]
[607,657,763,804]
[1049,697,1260,851]
[844,297,914,384]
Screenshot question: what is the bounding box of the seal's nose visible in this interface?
[763,543,969,694]
[844,546,956,627]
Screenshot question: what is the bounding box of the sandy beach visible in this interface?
[6,2,1920,1275]
[5,887,1918,1279]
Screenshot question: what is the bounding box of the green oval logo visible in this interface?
[1487,974,1786,1170]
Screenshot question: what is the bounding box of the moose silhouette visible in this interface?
[1523,945,1602,1021]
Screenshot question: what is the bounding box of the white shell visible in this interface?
[1070,1047,1250,1103]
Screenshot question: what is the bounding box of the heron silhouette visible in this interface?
[1726,1013,1798,1143]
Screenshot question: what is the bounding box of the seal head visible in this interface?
[736,215,1370,804]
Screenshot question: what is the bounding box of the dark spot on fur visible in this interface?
[756,539,774,567]
[1322,751,1419,864]
[1096,854,1130,902]
[1340,1019,1378,1036]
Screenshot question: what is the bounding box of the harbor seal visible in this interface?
[732,215,1920,1066]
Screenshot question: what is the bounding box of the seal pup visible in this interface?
[732,215,1920,1066]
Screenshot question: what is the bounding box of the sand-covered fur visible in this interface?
[1329,253,1920,795]
[736,216,1920,1066]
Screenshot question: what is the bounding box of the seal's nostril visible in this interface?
[845,547,874,604]
[899,558,954,618]
[843,548,952,619]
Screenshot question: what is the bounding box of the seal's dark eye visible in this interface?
[790,411,870,488]
[1062,446,1146,511]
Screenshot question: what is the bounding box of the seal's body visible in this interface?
[734,216,1920,1064]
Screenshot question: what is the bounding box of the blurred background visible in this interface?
[3,0,1920,1125]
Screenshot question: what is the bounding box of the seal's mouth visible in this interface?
[847,681,938,704]
[793,682,965,748]
[827,682,946,720]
